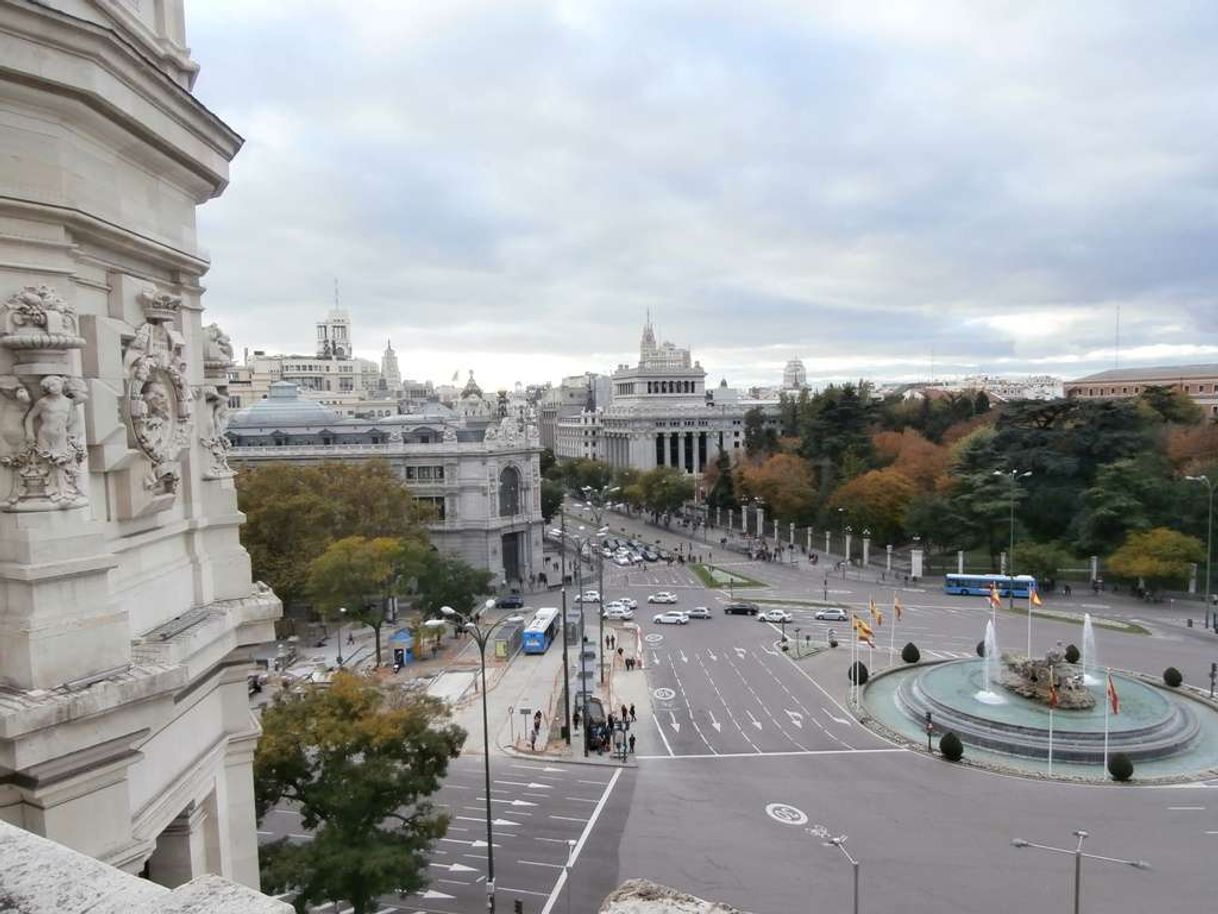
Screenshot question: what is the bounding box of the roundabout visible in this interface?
[863,655,1218,781]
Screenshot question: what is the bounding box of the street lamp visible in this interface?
[335,606,348,666]
[427,600,525,913]
[993,469,1032,609]
[1186,475,1214,629]
[567,522,608,755]
[825,835,860,914]
[1011,829,1149,914]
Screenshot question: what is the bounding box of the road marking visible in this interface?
[520,859,565,869]
[564,796,601,803]
[539,768,624,914]
[785,709,804,729]
[511,764,566,774]
[1167,806,1205,810]
[549,814,588,823]
[669,710,681,733]
[416,889,456,899]
[766,803,808,826]
[746,709,763,730]
[707,648,718,660]
[679,649,689,663]
[654,709,675,756]
[708,709,722,732]
[501,886,550,897]
[576,779,609,786]
[495,780,552,789]
[652,687,676,701]
[287,833,312,840]
[638,747,906,760]
[429,861,478,872]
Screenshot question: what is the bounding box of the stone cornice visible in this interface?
[0,0,243,197]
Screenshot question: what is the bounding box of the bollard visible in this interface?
[1188,618,1194,628]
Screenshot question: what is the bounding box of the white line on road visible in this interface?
[1167,806,1206,810]
[548,814,588,823]
[519,860,565,869]
[539,767,624,914]
[638,747,907,761]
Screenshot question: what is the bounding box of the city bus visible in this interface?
[944,573,1037,599]
[522,607,561,654]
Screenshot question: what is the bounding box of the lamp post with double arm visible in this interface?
[426,600,525,913]
[1186,474,1214,629]
[994,469,1032,609]
[1011,829,1149,914]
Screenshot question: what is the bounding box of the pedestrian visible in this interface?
[608,712,615,729]
[629,703,636,722]
[628,733,636,754]
[573,708,582,730]
[617,646,624,660]
[347,632,355,645]
[606,634,612,649]
[621,703,628,721]
[626,657,633,671]
[529,730,537,751]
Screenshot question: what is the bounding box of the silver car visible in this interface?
[685,606,712,619]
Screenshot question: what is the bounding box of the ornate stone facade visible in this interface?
[0,0,277,894]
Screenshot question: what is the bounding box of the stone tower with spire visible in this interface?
[381,339,401,390]
[640,310,658,362]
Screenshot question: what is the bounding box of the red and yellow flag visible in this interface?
[852,614,876,647]
[893,593,904,622]
[869,597,883,628]
[1107,672,1120,715]
[1030,584,1043,607]
[987,582,1002,610]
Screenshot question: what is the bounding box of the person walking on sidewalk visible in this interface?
[629,703,637,722]
[628,733,636,754]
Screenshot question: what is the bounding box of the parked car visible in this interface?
[648,591,679,604]
[653,611,690,625]
[758,609,792,623]
[613,554,632,566]
[724,601,760,615]
[495,594,525,609]
[574,590,601,604]
[642,549,659,562]
[603,606,634,621]
[815,607,848,621]
[618,597,638,609]
[685,606,712,619]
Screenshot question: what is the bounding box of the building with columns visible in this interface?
[0,0,277,892]
[558,318,778,472]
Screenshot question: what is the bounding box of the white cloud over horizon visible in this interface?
[186,1,1218,391]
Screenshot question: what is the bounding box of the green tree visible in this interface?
[638,466,694,520]
[744,407,778,457]
[540,478,565,522]
[1138,385,1204,425]
[307,537,425,667]
[256,673,465,914]
[539,447,558,478]
[415,552,494,618]
[1012,540,1073,583]
[1107,527,1205,592]
[559,458,615,493]
[237,461,431,606]
[1071,457,1166,556]
[944,429,1012,561]
[704,450,738,510]
[902,493,963,553]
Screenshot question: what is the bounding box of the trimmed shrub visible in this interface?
[901,642,921,664]
[1108,753,1134,782]
[1064,644,1080,664]
[976,640,986,657]
[1164,667,1183,688]
[828,638,839,649]
[848,661,869,685]
[939,731,964,761]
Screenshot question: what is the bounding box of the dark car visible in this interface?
[495,594,525,609]
[724,601,759,616]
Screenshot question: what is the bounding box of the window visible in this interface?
[499,466,521,516]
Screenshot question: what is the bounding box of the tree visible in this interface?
[237,461,431,606]
[1138,385,1204,425]
[902,493,964,553]
[1071,457,1166,556]
[1012,540,1072,583]
[559,458,614,493]
[703,450,738,510]
[638,466,694,520]
[307,537,426,667]
[873,428,951,491]
[540,478,564,522]
[415,551,494,618]
[539,448,558,478]
[743,406,779,457]
[943,428,1011,561]
[827,467,916,544]
[256,673,465,914]
[1107,527,1205,592]
[737,453,816,522]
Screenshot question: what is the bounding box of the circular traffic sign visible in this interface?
[765,803,808,826]
[652,687,676,701]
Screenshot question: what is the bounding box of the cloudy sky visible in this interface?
[185,1,1218,391]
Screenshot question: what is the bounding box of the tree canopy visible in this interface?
[256,673,466,914]
[1108,527,1205,591]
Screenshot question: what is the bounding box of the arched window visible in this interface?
[499,466,521,517]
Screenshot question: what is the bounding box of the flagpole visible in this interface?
[1104,667,1111,776]
[1048,663,1055,777]
[889,591,896,667]
[1026,590,1032,657]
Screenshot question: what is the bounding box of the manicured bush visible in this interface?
[1164,667,1183,688]
[976,640,986,657]
[848,661,869,685]
[829,638,839,648]
[939,732,964,761]
[1108,753,1134,782]
[902,642,921,663]
[1064,644,1080,664]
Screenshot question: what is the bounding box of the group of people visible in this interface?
[605,632,642,671]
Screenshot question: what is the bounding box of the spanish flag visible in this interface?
[853,614,875,647]
[893,593,904,622]
[1107,672,1120,715]
[987,581,1002,610]
[1030,584,1043,607]
[869,597,883,628]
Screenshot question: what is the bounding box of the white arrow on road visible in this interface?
[505,799,537,807]
[746,710,763,730]
[734,647,748,658]
[708,710,722,732]
[785,709,804,729]
[513,765,565,773]
[496,780,552,789]
[679,650,689,663]
[493,818,520,827]
[429,862,478,873]
[418,889,456,900]
[822,707,852,726]
[651,650,660,665]
[669,711,681,733]
[707,648,718,661]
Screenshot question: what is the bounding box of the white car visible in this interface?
[648,592,679,604]
[619,597,638,609]
[653,611,689,625]
[613,554,632,566]
[603,606,634,621]
[685,606,712,620]
[815,607,849,621]
[574,590,601,604]
[758,609,792,623]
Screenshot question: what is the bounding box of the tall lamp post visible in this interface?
[582,484,620,684]
[1011,829,1149,914]
[1186,475,1214,629]
[334,606,348,666]
[426,600,525,913]
[567,523,608,755]
[825,835,860,914]
[994,469,1032,609]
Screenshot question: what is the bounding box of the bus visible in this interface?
[944,573,1037,599]
[522,607,561,654]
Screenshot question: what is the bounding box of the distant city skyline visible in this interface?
[188,2,1218,391]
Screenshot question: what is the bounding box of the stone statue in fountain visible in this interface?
[1000,649,1095,710]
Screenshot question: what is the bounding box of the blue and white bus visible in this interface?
[522,607,561,654]
[944,573,1037,598]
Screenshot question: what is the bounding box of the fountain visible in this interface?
[973,619,1006,705]
[1081,613,1100,685]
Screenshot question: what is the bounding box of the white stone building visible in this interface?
[0,0,276,891]
[782,358,808,390]
[227,384,544,588]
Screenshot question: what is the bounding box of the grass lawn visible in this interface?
[690,563,767,589]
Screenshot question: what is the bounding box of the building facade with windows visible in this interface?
[1064,364,1218,418]
[226,384,543,587]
